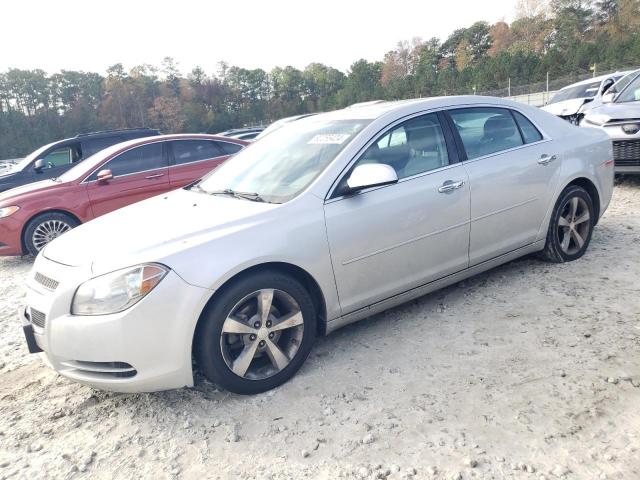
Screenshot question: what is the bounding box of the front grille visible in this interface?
[30,308,46,329]
[613,140,640,166]
[34,272,59,291]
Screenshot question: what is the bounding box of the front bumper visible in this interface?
[0,215,25,256]
[583,123,640,173]
[21,254,212,393]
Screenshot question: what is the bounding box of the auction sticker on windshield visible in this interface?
[308,134,351,145]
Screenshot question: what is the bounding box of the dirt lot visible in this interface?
[1,178,640,480]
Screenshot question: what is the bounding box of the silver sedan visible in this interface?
[22,96,614,394]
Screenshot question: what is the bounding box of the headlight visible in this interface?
[0,206,20,218]
[72,264,169,316]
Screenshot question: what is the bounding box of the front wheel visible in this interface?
[194,271,317,394]
[541,185,595,263]
[23,212,79,256]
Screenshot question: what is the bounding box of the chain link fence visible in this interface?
[477,65,640,107]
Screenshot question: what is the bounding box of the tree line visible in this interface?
[1,0,639,158]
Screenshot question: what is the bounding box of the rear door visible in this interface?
[167,139,232,188]
[446,107,561,265]
[85,141,169,218]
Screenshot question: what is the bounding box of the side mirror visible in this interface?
[601,92,616,104]
[346,164,398,193]
[34,159,44,172]
[96,169,114,183]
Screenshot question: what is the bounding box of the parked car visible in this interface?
[542,72,631,124]
[218,127,265,141]
[0,134,246,256]
[254,113,318,140]
[0,159,19,173]
[581,71,640,173]
[0,129,161,194]
[19,96,613,394]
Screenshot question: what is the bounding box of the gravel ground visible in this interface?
[1,178,640,480]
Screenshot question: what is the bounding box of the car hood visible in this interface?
[0,179,59,204]
[43,188,278,275]
[542,98,589,117]
[584,101,640,123]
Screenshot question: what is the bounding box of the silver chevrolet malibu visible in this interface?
[22,96,614,394]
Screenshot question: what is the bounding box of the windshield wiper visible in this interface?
[208,188,266,203]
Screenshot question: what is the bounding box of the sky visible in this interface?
[1,0,516,75]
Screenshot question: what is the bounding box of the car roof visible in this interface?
[310,96,528,122]
[219,127,265,135]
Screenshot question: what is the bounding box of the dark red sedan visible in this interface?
[0,134,247,256]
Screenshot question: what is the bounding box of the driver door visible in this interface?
[85,142,169,218]
[324,112,471,314]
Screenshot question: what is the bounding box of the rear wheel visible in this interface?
[195,271,317,394]
[541,185,594,263]
[23,212,79,256]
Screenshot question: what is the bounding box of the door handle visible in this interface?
[538,154,557,166]
[438,180,465,193]
[145,173,165,180]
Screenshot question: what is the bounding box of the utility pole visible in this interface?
[546,72,550,104]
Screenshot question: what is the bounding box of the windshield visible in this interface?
[196,117,370,203]
[616,74,640,103]
[611,71,639,96]
[549,80,603,104]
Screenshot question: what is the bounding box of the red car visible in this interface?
[0,134,247,256]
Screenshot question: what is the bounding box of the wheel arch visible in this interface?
[563,176,601,223]
[192,261,329,352]
[20,209,82,255]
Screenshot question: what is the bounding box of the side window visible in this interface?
[449,107,523,160]
[172,140,223,165]
[217,141,243,155]
[89,143,165,180]
[82,137,122,158]
[41,148,71,168]
[356,113,449,179]
[512,111,543,144]
[40,144,81,168]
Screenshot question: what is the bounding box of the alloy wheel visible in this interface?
[32,220,72,251]
[557,196,591,256]
[220,289,305,380]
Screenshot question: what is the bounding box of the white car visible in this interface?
[542,72,631,124]
[581,70,640,173]
[20,96,614,394]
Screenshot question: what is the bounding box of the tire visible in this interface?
[23,212,79,256]
[540,185,595,263]
[194,270,317,395]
